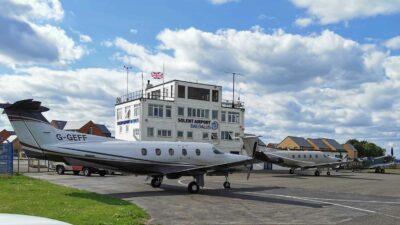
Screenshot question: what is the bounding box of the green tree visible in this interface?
[346,139,385,158]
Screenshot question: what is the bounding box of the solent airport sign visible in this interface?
[177,118,219,130]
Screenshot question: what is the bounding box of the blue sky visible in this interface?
[1,0,400,157]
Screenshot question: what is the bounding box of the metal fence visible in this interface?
[14,158,51,173]
[0,143,13,175]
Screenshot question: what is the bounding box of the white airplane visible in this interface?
[242,135,350,176]
[1,99,263,193]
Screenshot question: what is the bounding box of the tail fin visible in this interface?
[1,99,109,160]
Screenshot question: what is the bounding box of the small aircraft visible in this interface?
[1,99,266,193]
[357,153,396,173]
[241,135,351,176]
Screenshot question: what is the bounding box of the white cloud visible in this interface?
[102,27,400,155]
[208,0,239,5]
[129,28,138,34]
[385,36,400,50]
[79,34,92,43]
[1,26,400,157]
[0,0,85,67]
[0,67,135,134]
[294,17,313,27]
[292,0,400,25]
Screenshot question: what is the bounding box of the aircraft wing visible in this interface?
[368,162,396,169]
[301,161,354,169]
[165,158,257,176]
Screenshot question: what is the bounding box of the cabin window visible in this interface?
[323,154,327,158]
[315,154,318,158]
[141,148,147,156]
[155,148,161,156]
[213,147,224,154]
[292,155,295,158]
[196,149,201,156]
[169,148,174,156]
[298,154,301,158]
[182,148,187,156]
[309,154,312,158]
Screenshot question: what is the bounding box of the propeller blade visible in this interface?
[247,141,258,180]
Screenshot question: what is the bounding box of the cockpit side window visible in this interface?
[212,147,224,154]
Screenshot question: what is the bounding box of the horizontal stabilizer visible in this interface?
[0,99,49,113]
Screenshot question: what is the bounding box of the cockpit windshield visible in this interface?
[212,147,224,154]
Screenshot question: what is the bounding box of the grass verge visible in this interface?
[0,175,148,225]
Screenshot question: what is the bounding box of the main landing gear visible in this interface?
[187,174,205,194]
[314,170,320,176]
[289,168,295,174]
[150,176,163,188]
[223,175,231,189]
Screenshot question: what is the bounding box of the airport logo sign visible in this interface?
[178,118,219,130]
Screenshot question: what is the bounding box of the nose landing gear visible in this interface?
[223,175,231,189]
[151,176,163,188]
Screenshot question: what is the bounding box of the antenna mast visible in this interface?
[124,65,132,98]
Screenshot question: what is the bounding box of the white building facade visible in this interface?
[115,80,245,154]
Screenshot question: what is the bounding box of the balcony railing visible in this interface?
[116,90,245,109]
[221,99,245,109]
[116,90,175,104]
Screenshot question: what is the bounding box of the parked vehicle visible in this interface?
[50,162,108,176]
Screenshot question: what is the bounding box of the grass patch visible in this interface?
[0,175,148,225]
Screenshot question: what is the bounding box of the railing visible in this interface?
[116,90,175,104]
[221,99,245,109]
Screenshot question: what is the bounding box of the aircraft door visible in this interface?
[179,144,190,161]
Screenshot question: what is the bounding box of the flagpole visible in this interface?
[162,63,165,100]
[141,72,144,98]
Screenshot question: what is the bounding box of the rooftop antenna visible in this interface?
[225,72,242,108]
[124,65,132,97]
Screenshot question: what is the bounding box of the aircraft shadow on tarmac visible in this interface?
[107,185,326,208]
[66,192,132,206]
[272,174,382,181]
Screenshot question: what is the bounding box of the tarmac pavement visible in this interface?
[26,170,400,225]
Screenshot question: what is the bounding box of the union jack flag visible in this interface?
[151,72,163,79]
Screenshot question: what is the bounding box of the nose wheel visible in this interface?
[223,181,231,189]
[289,168,295,174]
[223,175,231,189]
[314,170,320,176]
[151,176,163,188]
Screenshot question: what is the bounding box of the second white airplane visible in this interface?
[242,135,349,176]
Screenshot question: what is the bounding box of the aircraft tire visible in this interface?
[188,181,200,194]
[289,169,294,174]
[314,170,320,176]
[223,181,231,189]
[99,170,107,177]
[327,171,331,176]
[83,167,92,177]
[56,165,65,175]
[381,169,385,173]
[151,177,162,188]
